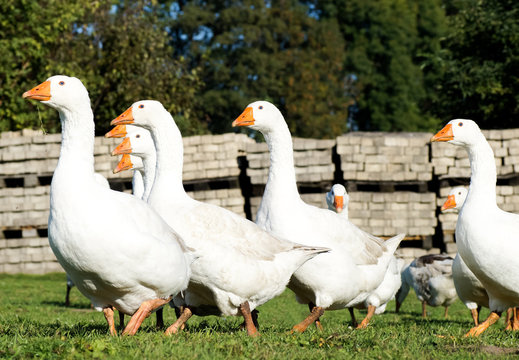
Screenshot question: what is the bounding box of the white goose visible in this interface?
[23,76,192,336]
[325,184,404,328]
[106,125,164,328]
[441,187,489,326]
[107,125,155,201]
[396,254,457,318]
[65,172,110,307]
[233,101,404,332]
[326,184,349,217]
[432,119,519,336]
[111,100,329,337]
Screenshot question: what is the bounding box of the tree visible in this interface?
[0,0,87,132]
[431,0,519,129]
[169,0,348,138]
[1,0,205,135]
[313,0,447,132]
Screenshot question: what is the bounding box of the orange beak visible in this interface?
[112,137,132,155]
[441,194,457,211]
[334,196,344,213]
[111,107,134,126]
[431,124,454,142]
[232,107,254,127]
[114,154,133,174]
[105,125,127,138]
[22,80,51,101]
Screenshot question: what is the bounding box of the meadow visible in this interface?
[1,273,518,359]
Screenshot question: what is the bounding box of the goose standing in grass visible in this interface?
[111,100,329,337]
[441,186,489,326]
[233,101,404,333]
[326,184,349,217]
[23,76,193,336]
[106,124,164,328]
[325,184,404,328]
[395,254,457,318]
[106,125,155,201]
[433,119,519,336]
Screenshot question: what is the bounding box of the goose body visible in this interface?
[432,119,519,336]
[65,172,110,307]
[325,184,404,326]
[23,76,192,335]
[111,100,328,336]
[441,186,489,325]
[233,101,404,332]
[396,254,457,317]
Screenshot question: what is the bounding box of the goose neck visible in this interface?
[263,126,300,199]
[55,105,95,176]
[466,139,497,206]
[141,153,156,201]
[147,119,186,200]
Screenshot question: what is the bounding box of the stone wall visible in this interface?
[2,127,519,273]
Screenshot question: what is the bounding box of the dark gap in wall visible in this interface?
[4,177,24,188]
[3,229,22,239]
[37,228,48,238]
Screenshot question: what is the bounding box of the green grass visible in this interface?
[1,273,518,359]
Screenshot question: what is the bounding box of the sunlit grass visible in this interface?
[1,273,518,359]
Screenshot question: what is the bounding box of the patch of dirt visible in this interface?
[479,346,519,356]
[446,345,519,356]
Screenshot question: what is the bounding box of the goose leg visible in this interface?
[165,306,192,335]
[470,308,479,326]
[291,306,324,333]
[239,301,259,337]
[308,303,323,330]
[156,308,164,328]
[174,306,186,331]
[118,311,125,328]
[513,308,519,331]
[103,306,117,336]
[357,305,376,329]
[65,284,72,307]
[444,306,449,318]
[505,308,513,330]
[123,297,172,336]
[465,311,501,337]
[241,309,260,330]
[349,308,358,327]
[421,301,427,318]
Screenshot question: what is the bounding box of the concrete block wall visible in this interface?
[2,127,519,273]
[0,130,252,274]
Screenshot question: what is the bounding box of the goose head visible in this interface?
[112,126,154,160]
[232,100,286,134]
[441,186,468,212]
[114,154,144,174]
[111,100,168,131]
[23,75,90,111]
[326,184,349,214]
[105,125,127,138]
[431,119,485,147]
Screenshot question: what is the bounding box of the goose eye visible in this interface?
[459,122,463,127]
[136,134,140,138]
[259,105,263,110]
[59,81,65,86]
[139,104,144,109]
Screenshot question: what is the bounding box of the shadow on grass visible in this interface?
[41,300,93,310]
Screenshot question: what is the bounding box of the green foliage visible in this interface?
[170,0,348,138]
[2,273,519,359]
[0,0,87,132]
[3,0,519,136]
[315,0,446,132]
[1,0,205,136]
[432,0,519,129]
